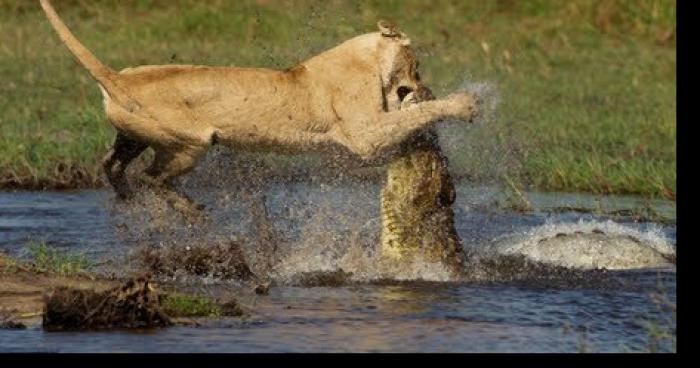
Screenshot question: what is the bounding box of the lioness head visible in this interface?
[376,20,430,111]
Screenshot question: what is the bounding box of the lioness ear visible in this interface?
[377,20,411,46]
[377,20,399,36]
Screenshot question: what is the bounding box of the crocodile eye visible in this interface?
[397,86,413,102]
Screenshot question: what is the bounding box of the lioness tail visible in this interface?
[39,0,121,99]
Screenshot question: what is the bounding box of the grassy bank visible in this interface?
[0,0,675,198]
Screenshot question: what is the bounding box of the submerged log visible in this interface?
[380,88,468,276]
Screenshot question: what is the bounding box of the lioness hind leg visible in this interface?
[145,147,208,222]
[102,132,148,200]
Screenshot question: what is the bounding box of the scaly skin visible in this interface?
[380,90,468,276]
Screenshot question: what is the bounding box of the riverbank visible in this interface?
[0,251,245,330]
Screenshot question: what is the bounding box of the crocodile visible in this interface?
[380,89,468,276]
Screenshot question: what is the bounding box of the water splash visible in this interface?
[109,169,675,287]
[459,80,501,126]
[102,82,673,286]
[484,219,675,270]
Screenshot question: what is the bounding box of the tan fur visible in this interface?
[40,1,478,218]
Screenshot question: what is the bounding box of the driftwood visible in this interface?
[42,276,171,331]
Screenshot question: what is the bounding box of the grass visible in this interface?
[24,241,91,275]
[0,0,676,199]
[160,293,223,317]
[160,293,243,318]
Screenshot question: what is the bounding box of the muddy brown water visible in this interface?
[0,183,675,352]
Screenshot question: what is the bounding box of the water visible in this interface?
[0,281,676,353]
[0,185,676,352]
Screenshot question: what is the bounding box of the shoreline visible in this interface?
[0,254,247,330]
[0,170,677,201]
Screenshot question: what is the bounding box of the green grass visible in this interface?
[160,293,223,317]
[160,293,243,318]
[0,0,675,198]
[24,241,91,275]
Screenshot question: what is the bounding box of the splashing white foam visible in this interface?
[487,219,675,270]
[270,207,456,283]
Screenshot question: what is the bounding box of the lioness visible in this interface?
[40,0,478,218]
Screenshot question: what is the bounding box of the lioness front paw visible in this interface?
[446,92,478,123]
